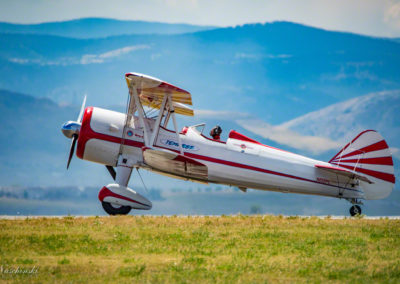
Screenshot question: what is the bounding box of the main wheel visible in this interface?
[349,205,362,216]
[102,202,131,215]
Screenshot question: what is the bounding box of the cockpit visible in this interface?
[181,123,225,143]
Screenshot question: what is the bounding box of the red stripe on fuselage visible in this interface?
[78,108,361,193]
[153,145,360,192]
[77,107,143,159]
[228,130,290,153]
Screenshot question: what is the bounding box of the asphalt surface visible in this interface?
[0,215,399,219]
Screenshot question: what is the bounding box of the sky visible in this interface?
[0,0,400,37]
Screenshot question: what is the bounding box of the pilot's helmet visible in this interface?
[210,125,222,137]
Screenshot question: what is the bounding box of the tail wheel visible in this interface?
[102,202,131,215]
[349,205,362,216]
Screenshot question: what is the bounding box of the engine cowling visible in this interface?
[77,107,127,166]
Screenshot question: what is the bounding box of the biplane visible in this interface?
[62,73,395,216]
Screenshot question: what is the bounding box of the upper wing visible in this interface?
[315,164,373,184]
[142,147,208,180]
[125,72,193,116]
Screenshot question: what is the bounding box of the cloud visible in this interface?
[234,53,260,60]
[196,109,340,154]
[391,147,400,160]
[234,53,292,60]
[8,57,74,66]
[235,118,340,154]
[80,45,150,64]
[8,44,150,66]
[384,1,400,29]
[195,109,252,120]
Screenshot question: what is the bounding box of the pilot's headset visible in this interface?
[210,125,222,137]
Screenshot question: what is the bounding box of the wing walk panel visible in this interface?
[142,147,208,180]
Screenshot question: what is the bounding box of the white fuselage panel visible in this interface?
[79,107,365,200]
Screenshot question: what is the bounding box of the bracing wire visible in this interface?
[136,167,149,193]
[145,101,162,118]
[119,89,131,155]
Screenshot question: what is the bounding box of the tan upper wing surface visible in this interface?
[125,72,193,116]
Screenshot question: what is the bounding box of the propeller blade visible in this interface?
[77,95,87,122]
[67,134,78,169]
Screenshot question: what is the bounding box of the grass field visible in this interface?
[0,216,399,283]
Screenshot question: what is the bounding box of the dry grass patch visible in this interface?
[0,215,399,283]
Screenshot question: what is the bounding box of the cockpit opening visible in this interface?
[182,123,225,143]
[210,125,222,140]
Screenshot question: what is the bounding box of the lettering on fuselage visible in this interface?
[160,139,199,151]
[233,143,254,150]
[317,177,330,184]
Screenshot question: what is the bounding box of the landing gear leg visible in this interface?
[349,205,362,216]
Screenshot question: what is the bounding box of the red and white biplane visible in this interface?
[62,73,395,216]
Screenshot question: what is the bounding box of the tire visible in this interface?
[102,202,131,215]
[349,205,362,216]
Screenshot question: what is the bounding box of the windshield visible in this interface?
[189,123,206,134]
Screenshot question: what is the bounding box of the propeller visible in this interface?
[61,96,86,169]
[67,134,78,169]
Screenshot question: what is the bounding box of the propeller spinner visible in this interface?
[61,96,86,169]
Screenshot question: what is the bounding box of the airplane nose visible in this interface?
[61,121,81,139]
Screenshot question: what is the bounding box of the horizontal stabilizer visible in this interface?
[315,164,373,184]
[142,147,208,180]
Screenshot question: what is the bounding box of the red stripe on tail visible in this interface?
[331,140,389,161]
[335,156,394,166]
[331,163,395,184]
[329,130,376,163]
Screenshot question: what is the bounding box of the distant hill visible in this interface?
[0,21,399,124]
[281,90,400,148]
[0,89,114,187]
[280,90,400,180]
[0,18,216,38]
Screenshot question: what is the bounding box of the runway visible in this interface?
[0,215,400,219]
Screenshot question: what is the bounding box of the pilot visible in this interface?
[210,125,222,140]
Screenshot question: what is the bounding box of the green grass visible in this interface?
[0,216,399,283]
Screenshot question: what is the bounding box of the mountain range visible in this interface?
[0,18,215,38]
[0,18,399,215]
[0,20,399,124]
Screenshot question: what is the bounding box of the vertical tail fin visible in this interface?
[329,130,395,200]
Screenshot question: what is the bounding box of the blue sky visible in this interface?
[0,0,400,37]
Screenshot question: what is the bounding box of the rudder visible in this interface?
[329,130,395,200]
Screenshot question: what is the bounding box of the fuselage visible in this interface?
[77,107,365,200]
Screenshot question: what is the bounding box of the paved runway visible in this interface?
[0,215,400,219]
